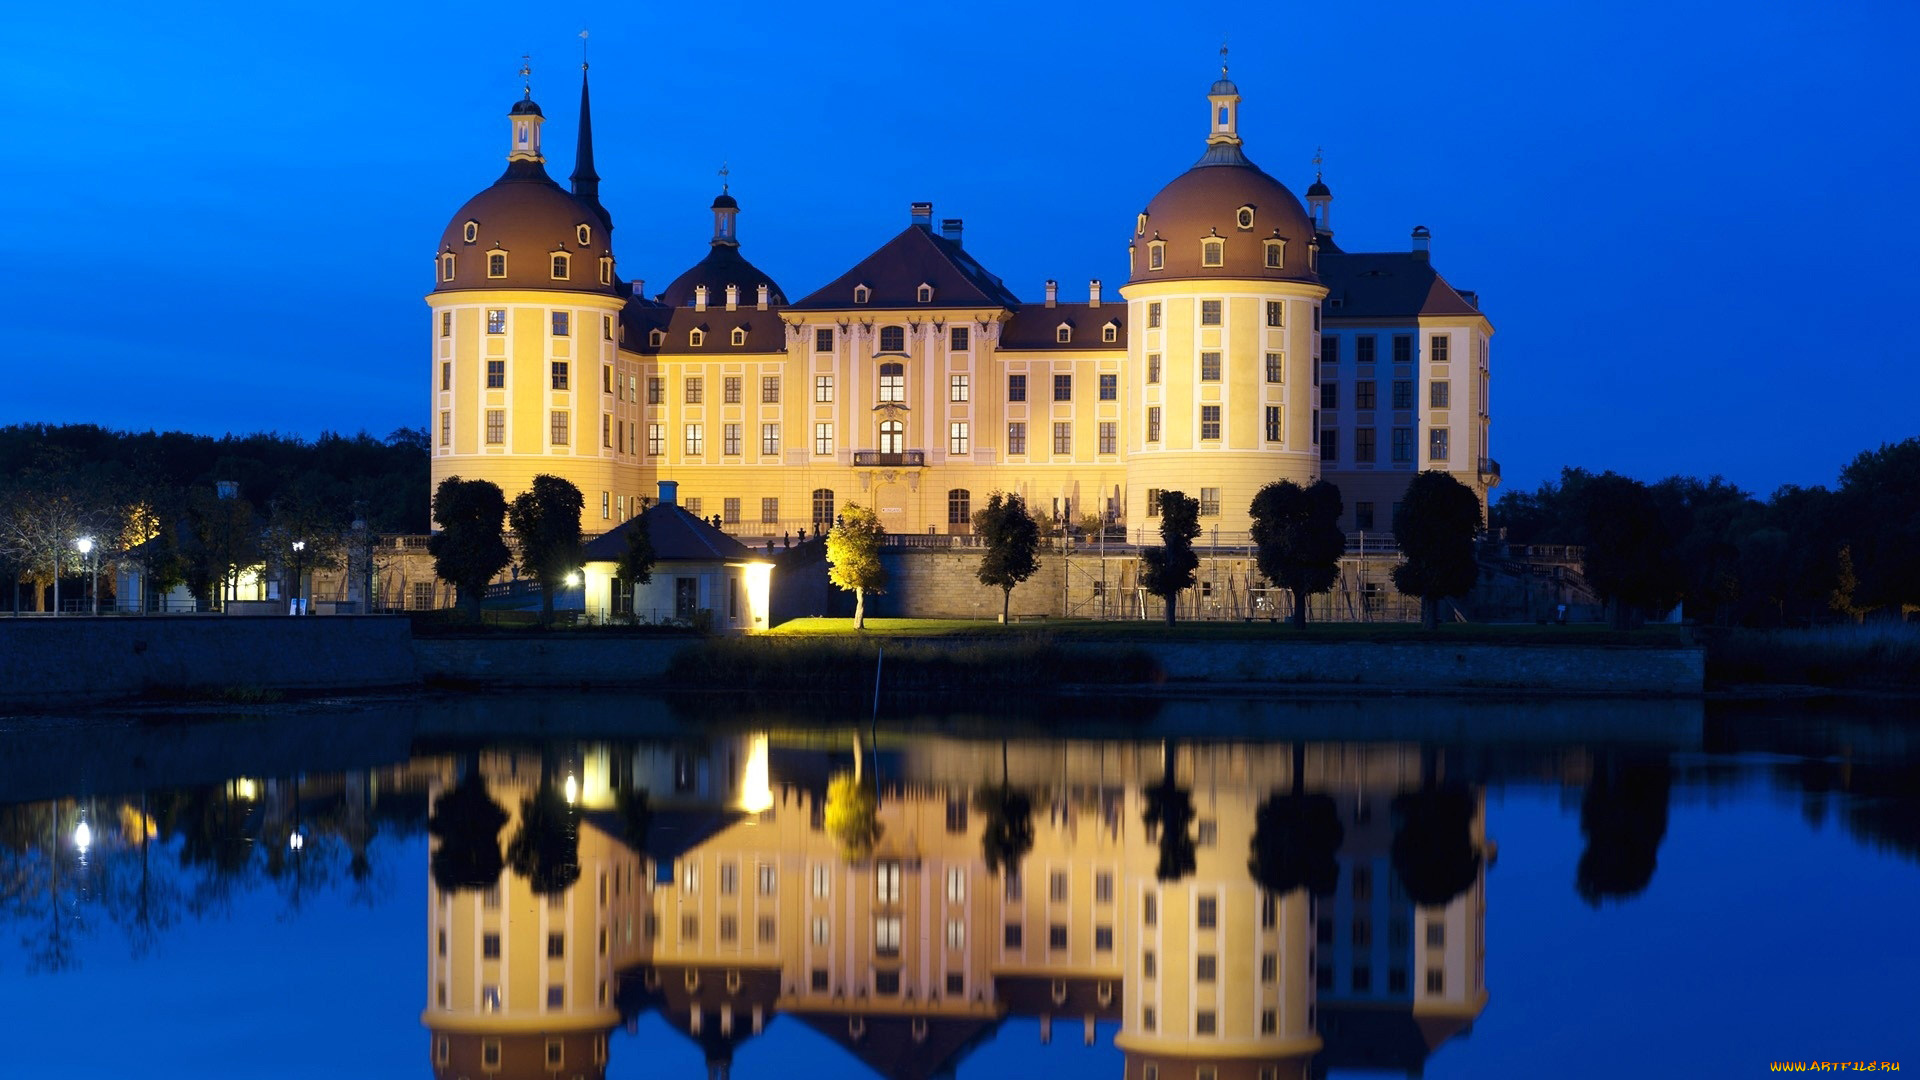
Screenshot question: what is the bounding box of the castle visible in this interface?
[427,63,1496,546]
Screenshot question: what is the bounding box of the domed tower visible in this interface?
[658,182,788,311]
[428,71,631,511]
[1119,65,1328,534]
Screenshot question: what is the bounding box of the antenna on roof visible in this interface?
[519,54,532,98]
[579,29,589,71]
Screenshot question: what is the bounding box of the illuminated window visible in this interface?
[485,410,504,444]
[487,252,506,277]
[1146,406,1160,443]
[878,363,905,403]
[440,411,450,446]
[949,423,969,456]
[815,375,834,402]
[647,424,663,456]
[950,374,969,402]
[812,488,835,524]
[1052,421,1071,455]
[1147,302,1161,328]
[1007,422,1026,455]
[875,916,902,956]
[723,423,741,455]
[686,377,704,404]
[880,325,905,352]
[762,423,780,455]
[1099,421,1116,454]
[486,308,506,334]
[1147,354,1160,384]
[598,257,612,285]
[463,221,478,243]
[1265,406,1282,442]
[685,423,704,455]
[723,497,739,524]
[550,361,568,390]
[762,376,780,403]
[551,253,570,279]
[1202,239,1224,267]
[1148,241,1165,271]
[814,423,834,456]
[550,411,568,445]
[1266,353,1283,383]
[762,497,779,524]
[879,419,903,454]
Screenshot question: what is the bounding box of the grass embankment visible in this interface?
[665,635,1161,693]
[408,610,701,637]
[767,617,1691,647]
[1707,622,1920,690]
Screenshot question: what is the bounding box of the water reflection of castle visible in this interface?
[424,738,1489,1080]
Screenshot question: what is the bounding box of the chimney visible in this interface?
[1088,279,1101,308]
[1411,225,1431,260]
[657,480,678,507]
[1044,280,1058,308]
[910,201,933,227]
[694,284,709,311]
[756,283,770,310]
[941,218,964,247]
[725,284,739,311]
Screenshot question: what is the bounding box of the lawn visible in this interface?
[766,617,1691,648]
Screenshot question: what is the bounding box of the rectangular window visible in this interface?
[813,864,832,898]
[762,376,780,403]
[486,308,506,334]
[1430,381,1450,409]
[1008,374,1027,402]
[1005,923,1023,948]
[722,497,739,524]
[1431,334,1450,364]
[1265,300,1283,327]
[878,366,904,403]
[1197,955,1217,982]
[1200,299,1222,326]
[547,931,566,958]
[486,360,505,389]
[441,361,451,391]
[648,376,664,405]
[723,376,741,403]
[1427,920,1446,947]
[1049,870,1069,902]
[1052,422,1072,455]
[1098,421,1117,454]
[1053,374,1072,401]
[1048,924,1068,950]
[1355,501,1375,529]
[1321,428,1337,461]
[1393,334,1412,364]
[949,422,969,455]
[1354,336,1378,366]
[603,315,612,340]
[1144,892,1158,926]
[1392,427,1413,463]
[550,411,568,446]
[1355,427,1376,462]
[815,327,833,352]
[1429,428,1449,461]
[761,497,779,524]
[1196,1011,1217,1036]
[1200,352,1221,381]
[1200,405,1220,441]
[600,491,609,519]
[1262,952,1278,982]
[550,361,569,390]
[685,497,702,517]
[1007,422,1026,455]
[1099,374,1117,400]
[1321,382,1338,410]
[947,919,965,950]
[758,916,776,944]
[1147,302,1161,328]
[1095,926,1113,952]
[1261,1008,1278,1035]
[1146,488,1163,517]
[814,422,833,456]
[723,423,742,455]
[646,423,663,456]
[815,375,834,402]
[1392,380,1413,410]
[1264,405,1281,442]
[684,423,704,455]
[1146,406,1161,443]
[1094,871,1113,903]
[602,365,612,394]
[1199,487,1220,516]
[1265,352,1282,383]
[1324,335,1340,365]
[950,374,969,402]
[483,932,500,959]
[1355,380,1376,410]
[551,311,569,337]
[950,326,970,351]
[946,866,966,902]
[441,311,452,338]
[685,377,703,404]
[1427,969,1445,994]
[1147,354,1161,384]
[762,424,780,455]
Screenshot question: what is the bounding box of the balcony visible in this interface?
[852,450,926,467]
[1479,457,1502,484]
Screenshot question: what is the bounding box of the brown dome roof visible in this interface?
[435,160,616,296]
[658,245,786,308]
[1131,153,1319,285]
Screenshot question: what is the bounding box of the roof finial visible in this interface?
[579,29,589,71]
[1220,36,1229,76]
[1313,145,1324,179]
[719,160,730,194]
[519,54,532,98]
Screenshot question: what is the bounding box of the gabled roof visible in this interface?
[1319,251,1483,321]
[582,503,759,564]
[791,225,1022,310]
[1000,302,1126,350]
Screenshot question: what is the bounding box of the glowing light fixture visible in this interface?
[564,774,579,805]
[73,818,92,853]
[289,831,305,851]
[738,733,774,814]
[74,536,94,555]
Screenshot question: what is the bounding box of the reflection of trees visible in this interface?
[1249,743,1344,898]
[616,787,653,854]
[975,742,1034,878]
[1391,754,1482,907]
[1142,740,1196,883]
[826,729,883,862]
[1576,757,1672,905]
[507,773,581,896]
[427,761,508,893]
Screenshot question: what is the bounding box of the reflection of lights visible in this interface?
[739,733,774,814]
[564,774,579,805]
[73,819,92,853]
[744,562,773,627]
[233,778,258,801]
[288,831,305,851]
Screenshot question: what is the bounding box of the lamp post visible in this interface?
[75,536,96,616]
[290,540,306,615]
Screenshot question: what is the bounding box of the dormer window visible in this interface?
[1202,239,1225,267]
[1265,239,1285,269]
[598,257,613,285]
[1148,240,1166,271]
[577,224,592,246]
[1236,206,1256,230]
[731,327,747,346]
[1102,322,1118,343]
[917,283,934,304]
[440,253,456,281]
[551,253,570,280]
[649,329,666,347]
[879,325,906,353]
[689,328,706,347]
[1136,213,1147,236]
[854,284,871,305]
[463,221,479,244]
[1056,324,1072,344]
[487,252,507,278]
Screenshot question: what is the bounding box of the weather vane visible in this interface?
[579,29,589,71]
[519,54,532,97]
[1313,145,1324,176]
[719,160,730,193]
[1220,37,1229,76]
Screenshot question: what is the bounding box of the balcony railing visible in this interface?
[1479,457,1502,482]
[852,450,926,467]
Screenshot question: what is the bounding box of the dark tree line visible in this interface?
[1492,437,1920,625]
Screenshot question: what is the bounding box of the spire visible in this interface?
[569,40,610,229]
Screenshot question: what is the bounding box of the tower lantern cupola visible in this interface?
[711,167,739,247]
[1306,147,1333,238]
[508,60,545,163]
[1207,46,1241,148]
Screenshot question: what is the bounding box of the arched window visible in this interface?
[947,488,971,525]
[689,328,706,347]
[877,362,904,403]
[599,257,613,285]
[811,488,835,526]
[1148,241,1165,271]
[1202,240,1224,267]
[440,253,455,281]
[551,253,570,280]
[730,327,746,346]
[1056,324,1071,343]
[853,284,871,304]
[1102,322,1118,343]
[879,325,906,353]
[487,252,507,277]
[917,284,933,303]
[878,419,904,454]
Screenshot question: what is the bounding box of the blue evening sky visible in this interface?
[3,0,1915,496]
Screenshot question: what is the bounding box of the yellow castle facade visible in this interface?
[428,64,1496,543]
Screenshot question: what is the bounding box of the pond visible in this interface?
[0,692,1915,1078]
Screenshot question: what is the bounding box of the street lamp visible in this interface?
[74,536,96,616]
[290,540,307,615]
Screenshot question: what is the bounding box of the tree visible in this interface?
[508,474,586,625]
[506,775,581,896]
[974,742,1034,877]
[1579,473,1681,629]
[1248,480,1346,626]
[183,487,262,610]
[973,492,1041,623]
[1391,471,1483,629]
[825,771,882,862]
[426,765,508,893]
[1829,545,1868,623]
[826,503,887,629]
[1575,757,1671,906]
[428,477,512,621]
[1141,740,1196,883]
[1390,782,1482,908]
[1139,491,1201,626]
[617,517,656,588]
[1248,743,1345,898]
[1834,438,1920,613]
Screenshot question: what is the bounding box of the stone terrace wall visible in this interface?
[1141,641,1703,694]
